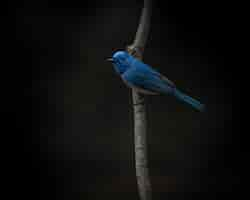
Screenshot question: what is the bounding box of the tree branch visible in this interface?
[126,0,152,200]
[134,0,152,51]
[127,0,152,58]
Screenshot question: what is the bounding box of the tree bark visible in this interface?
[126,0,152,200]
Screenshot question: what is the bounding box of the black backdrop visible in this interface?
[6,0,239,200]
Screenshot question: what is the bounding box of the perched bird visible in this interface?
[107,50,205,112]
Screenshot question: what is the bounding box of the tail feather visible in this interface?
[174,89,205,112]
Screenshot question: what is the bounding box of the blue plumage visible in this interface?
[108,50,205,112]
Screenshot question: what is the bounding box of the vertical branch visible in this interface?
[126,0,152,200]
[133,0,152,52]
[132,91,151,200]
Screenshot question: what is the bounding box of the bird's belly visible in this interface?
[122,78,158,95]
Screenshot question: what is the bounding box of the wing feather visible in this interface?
[132,59,176,87]
[122,67,174,95]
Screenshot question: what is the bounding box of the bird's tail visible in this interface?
[174,89,205,112]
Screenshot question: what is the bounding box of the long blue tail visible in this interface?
[174,89,205,112]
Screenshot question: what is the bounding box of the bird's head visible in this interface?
[107,51,132,74]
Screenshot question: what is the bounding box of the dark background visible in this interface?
[6,0,240,200]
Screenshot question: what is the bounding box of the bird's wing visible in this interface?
[121,69,158,94]
[144,64,176,87]
[157,73,175,88]
[122,67,174,95]
[133,59,176,87]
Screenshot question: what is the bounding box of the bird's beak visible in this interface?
[106,58,114,62]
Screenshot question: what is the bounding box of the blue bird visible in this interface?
[107,50,205,112]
